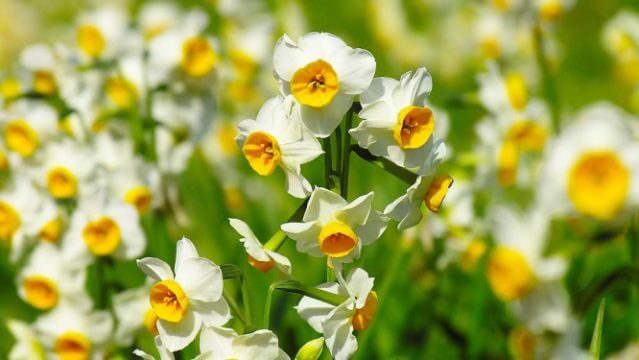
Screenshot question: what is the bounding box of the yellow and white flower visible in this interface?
[7,320,45,360]
[62,195,145,268]
[273,32,376,137]
[281,188,387,264]
[136,238,231,351]
[0,100,58,159]
[538,103,639,221]
[113,283,158,346]
[36,139,96,200]
[236,95,323,198]
[104,55,145,110]
[478,62,532,116]
[17,243,89,311]
[229,218,292,274]
[296,268,378,360]
[351,68,444,175]
[198,327,290,360]
[601,10,639,86]
[535,0,575,23]
[138,2,182,40]
[35,304,113,360]
[75,6,131,61]
[19,44,60,96]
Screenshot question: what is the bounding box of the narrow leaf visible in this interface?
[589,298,606,360]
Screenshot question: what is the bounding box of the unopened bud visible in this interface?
[294,337,324,360]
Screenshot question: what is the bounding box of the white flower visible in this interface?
[0,99,58,158]
[229,218,292,274]
[478,62,531,116]
[7,320,45,360]
[273,32,376,137]
[62,194,145,268]
[281,188,387,264]
[602,10,639,61]
[296,268,378,360]
[75,6,132,60]
[136,238,231,351]
[236,95,323,198]
[19,44,60,96]
[35,304,113,360]
[535,0,576,22]
[538,103,639,221]
[36,139,96,200]
[113,283,159,346]
[350,68,444,175]
[17,243,89,311]
[198,327,290,360]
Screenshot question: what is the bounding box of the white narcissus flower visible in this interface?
[229,218,292,274]
[281,188,387,264]
[37,140,97,200]
[538,103,639,221]
[17,243,89,311]
[136,238,231,352]
[535,0,576,23]
[350,68,445,175]
[296,268,378,360]
[113,284,158,346]
[35,304,113,360]
[75,6,131,60]
[236,95,323,198]
[273,32,376,137]
[62,195,146,268]
[0,100,58,159]
[602,10,639,62]
[7,320,45,360]
[19,44,60,96]
[384,152,452,231]
[198,327,290,360]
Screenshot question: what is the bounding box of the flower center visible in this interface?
[181,37,217,77]
[33,70,58,95]
[290,59,339,108]
[150,279,189,323]
[55,331,92,360]
[40,218,64,243]
[47,166,78,199]
[568,151,629,220]
[506,120,547,152]
[0,201,20,242]
[23,275,58,310]
[318,221,358,258]
[124,186,153,214]
[424,174,453,213]
[480,36,501,59]
[82,217,121,256]
[242,131,282,176]
[5,119,39,157]
[143,308,159,335]
[540,1,564,22]
[498,141,518,187]
[77,24,105,58]
[352,291,378,331]
[248,255,275,273]
[106,77,138,109]
[393,106,435,149]
[487,246,535,301]
[460,239,487,272]
[492,0,510,11]
[0,78,21,99]
[505,73,528,111]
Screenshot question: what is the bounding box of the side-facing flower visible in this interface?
[198,327,290,360]
[136,238,231,351]
[229,218,291,274]
[296,268,378,360]
[281,188,387,264]
[273,32,376,137]
[236,95,322,198]
[0,100,58,159]
[351,67,443,174]
[112,283,159,346]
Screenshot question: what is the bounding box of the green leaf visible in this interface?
[221,264,243,280]
[589,298,606,360]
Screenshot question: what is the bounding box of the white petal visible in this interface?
[336,192,373,226]
[229,218,269,262]
[360,77,397,105]
[304,188,347,223]
[175,237,199,275]
[356,210,388,245]
[299,94,353,138]
[323,303,358,360]
[176,258,223,302]
[192,298,232,327]
[157,310,202,352]
[393,67,432,106]
[346,268,374,308]
[265,250,292,275]
[281,221,323,257]
[333,49,376,95]
[137,258,174,281]
[199,326,236,357]
[295,283,340,332]
[232,330,280,359]
[282,164,313,199]
[273,34,305,80]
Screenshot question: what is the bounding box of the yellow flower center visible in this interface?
[248,255,275,272]
[33,70,57,95]
[124,186,153,214]
[143,308,159,335]
[5,119,39,157]
[217,123,240,156]
[393,106,435,149]
[0,78,21,99]
[540,1,564,22]
[0,148,8,171]
[242,131,281,176]
[352,291,378,331]
[568,151,629,220]
[82,217,121,256]
[290,59,339,108]
[487,246,535,301]
[181,37,217,77]
[55,331,91,360]
[40,218,64,244]
[77,24,105,58]
[150,279,189,323]
[498,141,518,187]
[23,275,58,310]
[613,32,636,58]
[0,201,20,241]
[424,174,453,213]
[106,77,138,109]
[144,23,169,40]
[506,120,547,152]
[480,36,501,59]
[509,327,537,360]
[47,167,78,199]
[318,221,358,258]
[505,73,528,111]
[492,0,510,11]
[460,239,487,272]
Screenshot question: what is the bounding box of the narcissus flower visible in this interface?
[296,268,378,360]
[19,45,60,95]
[75,7,130,60]
[538,103,639,221]
[113,284,158,346]
[478,63,531,116]
[273,32,376,137]
[229,218,291,274]
[198,327,290,360]
[236,95,323,198]
[137,238,231,352]
[351,68,444,175]
[37,140,96,200]
[281,188,387,264]
[0,100,58,158]
[7,320,46,360]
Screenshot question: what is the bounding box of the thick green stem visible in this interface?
[223,288,249,327]
[263,198,308,251]
[352,145,417,185]
[95,257,108,309]
[322,137,333,188]
[340,108,354,199]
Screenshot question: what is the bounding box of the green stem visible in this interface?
[533,24,560,132]
[340,108,354,198]
[96,257,107,309]
[322,137,333,188]
[263,284,275,329]
[263,198,308,251]
[223,288,249,327]
[351,145,417,185]
[241,277,252,326]
[335,123,343,176]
